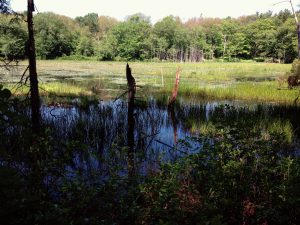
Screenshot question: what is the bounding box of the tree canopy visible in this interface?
[0,10,299,63]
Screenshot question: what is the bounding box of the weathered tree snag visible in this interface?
[126,63,136,176]
[27,0,40,134]
[126,63,136,96]
[168,68,181,107]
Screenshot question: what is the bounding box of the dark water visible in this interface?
[39,99,300,177]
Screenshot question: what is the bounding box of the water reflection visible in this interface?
[40,99,300,179]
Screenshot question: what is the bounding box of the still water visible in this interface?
[40,99,300,176]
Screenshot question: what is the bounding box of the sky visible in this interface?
[10,0,300,23]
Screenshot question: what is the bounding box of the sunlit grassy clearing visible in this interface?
[41,82,92,96]
[2,60,297,103]
[6,60,288,81]
[6,82,92,97]
[173,82,299,103]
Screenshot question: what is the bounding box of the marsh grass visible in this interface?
[1,60,297,103]
[41,82,92,96]
[176,81,299,103]
[5,82,92,97]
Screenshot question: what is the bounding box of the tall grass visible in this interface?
[5,82,92,97]
[177,82,299,103]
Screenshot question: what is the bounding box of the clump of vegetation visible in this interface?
[285,60,300,89]
[291,59,300,75]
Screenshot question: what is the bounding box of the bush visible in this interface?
[291,59,300,75]
[58,55,97,61]
[254,57,265,62]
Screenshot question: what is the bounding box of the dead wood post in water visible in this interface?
[168,68,181,107]
[126,63,136,176]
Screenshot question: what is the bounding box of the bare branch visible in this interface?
[273,0,290,6]
[289,0,298,24]
[273,0,298,24]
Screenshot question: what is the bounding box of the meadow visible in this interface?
[2,60,299,104]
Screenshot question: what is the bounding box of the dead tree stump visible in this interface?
[168,68,181,107]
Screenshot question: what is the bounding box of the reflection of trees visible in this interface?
[33,100,300,184]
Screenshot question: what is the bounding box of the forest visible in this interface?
[1,0,300,225]
[0,9,299,63]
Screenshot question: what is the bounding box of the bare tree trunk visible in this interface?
[297,24,300,60]
[126,63,136,177]
[180,47,183,63]
[223,35,227,60]
[27,0,40,134]
[210,45,214,59]
[168,68,181,107]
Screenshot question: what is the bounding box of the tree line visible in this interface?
[0,9,299,63]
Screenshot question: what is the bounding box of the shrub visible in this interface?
[291,59,300,75]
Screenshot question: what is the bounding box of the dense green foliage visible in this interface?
[34,13,78,59]
[0,10,299,62]
[0,14,27,60]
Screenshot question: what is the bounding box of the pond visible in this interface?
[39,98,300,177]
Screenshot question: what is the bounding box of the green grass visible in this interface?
[5,82,93,97]
[41,82,92,96]
[1,60,298,104]
[176,81,299,103]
